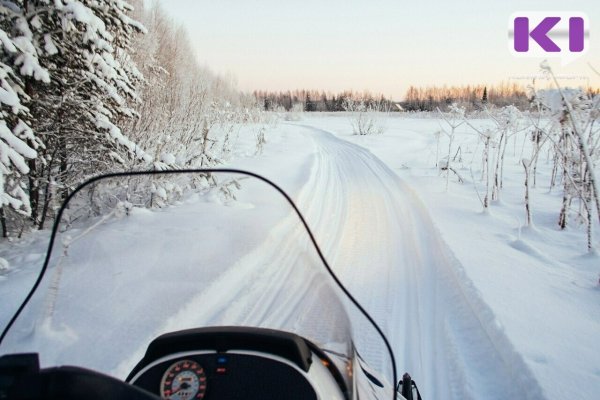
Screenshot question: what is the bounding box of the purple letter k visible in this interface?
[514,17,561,52]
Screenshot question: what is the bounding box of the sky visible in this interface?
[156,0,599,100]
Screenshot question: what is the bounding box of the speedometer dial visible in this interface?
[160,360,207,400]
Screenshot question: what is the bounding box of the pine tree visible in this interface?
[305,93,313,112]
[2,0,148,231]
[0,5,46,235]
[42,1,147,225]
[482,86,488,104]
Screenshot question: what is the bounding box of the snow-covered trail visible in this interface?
[4,121,547,399]
[150,124,547,399]
[126,124,546,399]
[289,125,546,400]
[0,119,590,399]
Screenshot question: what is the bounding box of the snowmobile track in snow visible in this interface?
[291,125,546,400]
[141,124,547,399]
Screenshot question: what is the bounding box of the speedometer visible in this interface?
[160,360,207,400]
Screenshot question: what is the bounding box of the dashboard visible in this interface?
[126,327,349,400]
[130,351,317,400]
[0,328,377,400]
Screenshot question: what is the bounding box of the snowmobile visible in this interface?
[0,170,421,400]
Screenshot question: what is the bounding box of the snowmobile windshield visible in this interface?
[0,170,395,398]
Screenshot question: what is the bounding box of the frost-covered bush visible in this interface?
[437,103,466,191]
[530,68,599,251]
[343,98,387,135]
[447,63,599,252]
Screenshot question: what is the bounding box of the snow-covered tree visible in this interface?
[1,0,149,231]
[0,0,266,234]
[118,2,262,204]
[0,6,45,235]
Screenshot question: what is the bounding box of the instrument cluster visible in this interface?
[130,351,318,400]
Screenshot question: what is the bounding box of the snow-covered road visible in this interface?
[291,125,545,399]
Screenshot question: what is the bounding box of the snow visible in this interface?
[0,30,17,53]
[295,114,600,400]
[14,52,50,83]
[0,121,37,178]
[12,121,43,151]
[63,2,109,40]
[95,114,151,162]
[43,34,58,56]
[0,121,37,160]
[160,152,176,165]
[0,257,9,272]
[1,114,599,400]
[120,13,148,35]
[0,80,20,107]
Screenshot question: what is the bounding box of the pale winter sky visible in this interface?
[157,0,599,100]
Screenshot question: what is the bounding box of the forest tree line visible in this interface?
[253,90,395,112]
[403,83,529,111]
[403,83,599,111]
[256,84,599,113]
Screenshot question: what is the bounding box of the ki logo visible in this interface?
[509,12,589,65]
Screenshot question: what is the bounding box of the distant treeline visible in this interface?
[403,83,530,111]
[254,84,599,113]
[404,84,600,112]
[253,90,395,112]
